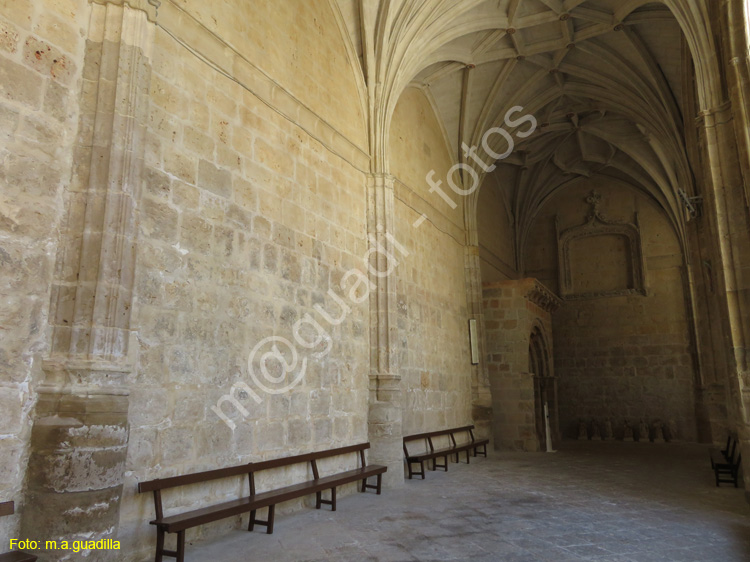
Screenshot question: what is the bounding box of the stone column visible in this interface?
[697,101,750,501]
[365,173,404,487]
[21,2,155,557]
[722,0,750,500]
[464,244,492,439]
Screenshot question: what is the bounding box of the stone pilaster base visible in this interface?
[21,363,130,561]
[368,374,404,488]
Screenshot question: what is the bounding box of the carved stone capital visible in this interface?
[89,0,160,22]
[695,100,732,128]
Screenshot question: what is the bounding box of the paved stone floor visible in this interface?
[184,442,750,561]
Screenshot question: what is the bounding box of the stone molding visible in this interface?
[40,358,132,396]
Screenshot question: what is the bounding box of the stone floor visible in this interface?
[184,442,750,561]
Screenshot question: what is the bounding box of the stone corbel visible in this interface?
[526,279,563,314]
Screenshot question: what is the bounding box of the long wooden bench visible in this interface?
[0,502,37,562]
[403,425,488,479]
[138,442,386,562]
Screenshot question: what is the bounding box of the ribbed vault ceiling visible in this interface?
[337,0,703,254]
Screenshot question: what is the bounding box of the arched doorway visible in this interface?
[530,327,558,450]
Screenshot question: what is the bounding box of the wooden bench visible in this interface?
[138,442,386,562]
[710,434,735,469]
[403,425,488,479]
[712,438,742,487]
[0,502,37,562]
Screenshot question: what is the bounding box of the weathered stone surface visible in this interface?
[23,35,75,84]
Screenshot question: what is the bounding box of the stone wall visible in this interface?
[0,0,89,541]
[173,0,368,152]
[117,14,372,559]
[525,179,699,441]
[388,87,473,434]
[477,174,517,282]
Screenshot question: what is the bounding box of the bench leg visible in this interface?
[248,506,275,534]
[316,488,337,510]
[361,474,383,493]
[155,527,166,562]
[419,460,425,479]
[176,531,185,562]
[433,456,448,471]
[361,477,367,491]
[267,505,275,534]
[466,449,470,463]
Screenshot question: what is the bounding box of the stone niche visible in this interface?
[482,279,561,451]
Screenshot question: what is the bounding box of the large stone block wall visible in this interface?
[525,180,699,441]
[389,88,473,434]
[174,0,367,152]
[118,19,371,558]
[482,280,557,451]
[0,0,89,541]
